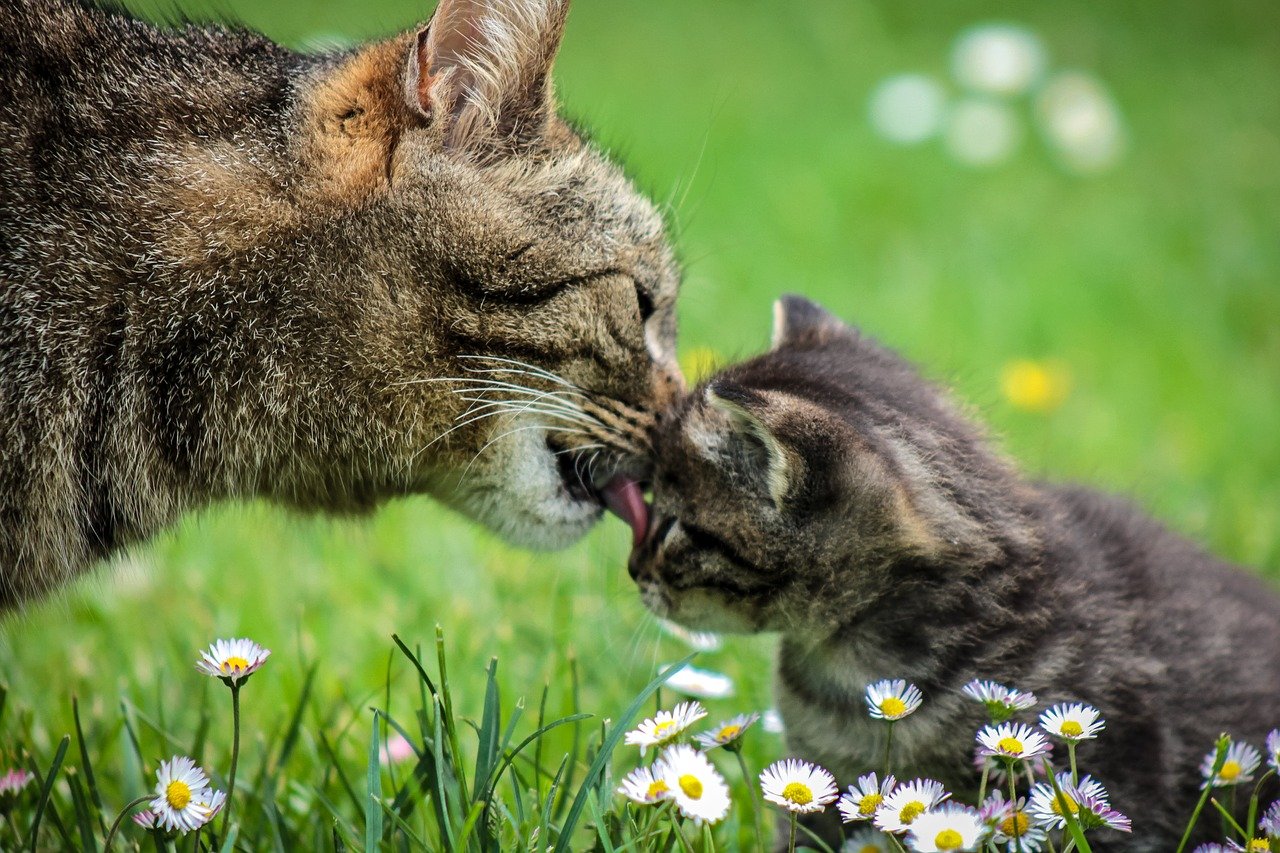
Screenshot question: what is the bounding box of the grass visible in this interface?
[2,0,1279,849]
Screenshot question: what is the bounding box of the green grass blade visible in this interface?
[552,655,581,822]
[551,654,695,853]
[472,658,501,807]
[72,696,108,839]
[66,769,99,853]
[25,733,70,852]
[219,822,240,853]
[366,711,385,852]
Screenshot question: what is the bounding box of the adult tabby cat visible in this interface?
[623,296,1280,850]
[0,0,681,609]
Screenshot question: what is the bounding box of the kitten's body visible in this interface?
[1,0,681,608]
[627,297,1280,850]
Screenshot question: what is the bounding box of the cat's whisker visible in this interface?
[457,354,580,390]
[454,422,592,491]
[455,397,599,430]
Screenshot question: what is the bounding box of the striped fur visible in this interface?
[629,296,1280,850]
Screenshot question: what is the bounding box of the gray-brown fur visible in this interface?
[629,296,1280,850]
[1,0,683,609]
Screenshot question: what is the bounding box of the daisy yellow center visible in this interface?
[859,847,881,853]
[899,800,926,824]
[880,697,907,717]
[717,725,742,741]
[645,780,669,799]
[165,779,192,810]
[858,792,883,815]
[1000,811,1030,837]
[1248,841,1269,852]
[678,774,703,800]
[652,720,676,739]
[1219,760,1242,782]
[934,828,964,850]
[997,736,1024,755]
[1059,721,1083,737]
[220,656,250,672]
[1051,793,1079,816]
[782,782,813,806]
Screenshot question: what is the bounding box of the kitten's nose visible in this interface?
[627,514,672,581]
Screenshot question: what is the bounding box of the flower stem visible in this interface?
[882,721,896,778]
[103,795,153,850]
[733,749,766,853]
[220,684,242,839]
[1068,743,1079,787]
[787,812,798,853]
[1247,769,1275,845]
[1177,735,1229,853]
[978,763,991,805]
[1009,767,1025,853]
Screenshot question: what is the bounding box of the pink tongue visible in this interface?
[601,476,650,546]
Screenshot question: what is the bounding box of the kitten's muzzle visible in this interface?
[627,514,675,581]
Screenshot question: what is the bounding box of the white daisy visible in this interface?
[905,803,987,852]
[1259,799,1280,837]
[865,679,924,721]
[976,722,1050,762]
[131,810,158,829]
[654,744,730,823]
[149,756,222,834]
[979,791,1047,852]
[759,758,839,814]
[617,764,670,805]
[660,663,735,700]
[656,618,723,652]
[1201,740,1263,788]
[962,680,1037,721]
[695,712,760,751]
[762,708,785,734]
[624,701,708,751]
[843,827,895,852]
[838,772,897,823]
[0,769,34,798]
[195,638,270,686]
[1027,773,1117,830]
[1038,703,1104,742]
[1266,729,1280,774]
[874,778,950,833]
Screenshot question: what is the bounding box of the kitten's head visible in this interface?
[170,0,681,547]
[628,297,1025,634]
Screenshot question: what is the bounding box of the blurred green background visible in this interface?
[2,0,1278,835]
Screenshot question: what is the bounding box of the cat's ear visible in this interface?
[703,384,793,506]
[770,295,850,350]
[406,0,570,151]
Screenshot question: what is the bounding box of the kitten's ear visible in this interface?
[406,0,570,151]
[704,384,793,506]
[771,295,850,350]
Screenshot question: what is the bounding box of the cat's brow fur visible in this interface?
[630,295,1280,851]
[0,0,683,609]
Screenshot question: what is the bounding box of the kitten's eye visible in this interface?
[635,283,655,322]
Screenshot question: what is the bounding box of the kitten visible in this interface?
[622,296,1280,850]
[0,0,682,609]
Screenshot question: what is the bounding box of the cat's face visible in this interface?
[271,0,680,547]
[628,297,1007,633]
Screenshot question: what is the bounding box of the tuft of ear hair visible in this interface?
[770,294,850,350]
[704,384,792,506]
[406,0,571,151]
